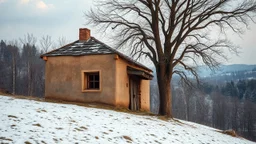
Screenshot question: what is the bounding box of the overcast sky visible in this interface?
[0,0,256,65]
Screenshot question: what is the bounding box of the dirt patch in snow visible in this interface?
[123,135,133,142]
[0,137,13,142]
[221,129,239,137]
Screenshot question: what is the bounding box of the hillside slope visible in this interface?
[0,95,254,144]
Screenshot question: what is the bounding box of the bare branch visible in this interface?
[19,33,37,46]
[40,35,53,53]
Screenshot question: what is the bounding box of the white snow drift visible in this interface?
[0,95,254,144]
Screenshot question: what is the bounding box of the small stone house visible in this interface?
[41,28,153,111]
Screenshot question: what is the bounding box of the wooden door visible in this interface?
[129,77,140,111]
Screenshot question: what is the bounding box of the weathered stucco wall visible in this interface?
[45,54,150,111]
[140,80,150,111]
[45,54,116,105]
[115,57,130,108]
[115,56,151,111]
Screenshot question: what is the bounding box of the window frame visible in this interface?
[81,70,101,92]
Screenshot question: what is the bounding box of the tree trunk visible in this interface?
[12,56,16,95]
[156,63,172,118]
[186,102,190,121]
[183,89,190,120]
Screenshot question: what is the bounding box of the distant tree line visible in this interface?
[0,39,44,96]
[151,78,256,141]
[0,34,69,97]
[207,70,256,83]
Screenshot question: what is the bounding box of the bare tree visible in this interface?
[9,45,19,95]
[40,35,53,53]
[19,33,37,46]
[20,34,38,96]
[57,36,68,47]
[181,81,194,121]
[5,40,19,95]
[86,0,256,117]
[212,91,227,129]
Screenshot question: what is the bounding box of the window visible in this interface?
[87,72,100,89]
[81,70,101,92]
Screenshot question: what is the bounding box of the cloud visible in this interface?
[36,0,54,11]
[0,0,6,4]
[36,1,47,9]
[20,0,30,4]
[19,0,54,11]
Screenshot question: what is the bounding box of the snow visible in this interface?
[0,95,255,144]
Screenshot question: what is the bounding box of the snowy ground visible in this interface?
[0,95,255,144]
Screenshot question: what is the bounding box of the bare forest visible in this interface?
[0,34,67,97]
[151,74,256,141]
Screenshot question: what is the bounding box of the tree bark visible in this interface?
[156,63,172,118]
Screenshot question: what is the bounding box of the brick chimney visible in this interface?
[79,28,91,41]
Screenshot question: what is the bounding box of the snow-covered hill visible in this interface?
[0,95,254,144]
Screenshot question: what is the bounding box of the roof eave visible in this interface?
[118,54,153,72]
[40,40,79,58]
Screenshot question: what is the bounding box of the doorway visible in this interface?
[129,76,141,111]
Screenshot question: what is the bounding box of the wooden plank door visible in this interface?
[129,77,140,111]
